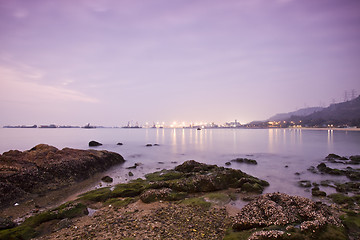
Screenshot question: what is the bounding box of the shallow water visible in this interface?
[1,128,359,202]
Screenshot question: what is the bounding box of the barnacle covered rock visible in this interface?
[233,192,342,231]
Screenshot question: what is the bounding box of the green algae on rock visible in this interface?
[146,160,269,194]
[79,160,269,206]
[0,202,88,240]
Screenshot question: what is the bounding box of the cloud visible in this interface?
[0,66,99,104]
[13,9,29,19]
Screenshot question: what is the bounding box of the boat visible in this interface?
[82,123,96,129]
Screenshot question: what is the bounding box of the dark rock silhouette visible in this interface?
[101,176,113,183]
[89,141,102,147]
[0,144,124,207]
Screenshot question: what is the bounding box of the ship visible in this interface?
[82,123,96,129]
[122,121,142,128]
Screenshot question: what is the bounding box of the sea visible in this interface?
[1,127,359,204]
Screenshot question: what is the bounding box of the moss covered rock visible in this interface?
[0,202,88,240]
[79,187,112,202]
[111,180,148,198]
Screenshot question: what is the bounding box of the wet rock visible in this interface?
[325,154,360,165]
[156,160,269,194]
[317,163,343,175]
[307,166,317,174]
[128,172,134,177]
[317,163,360,180]
[225,162,231,166]
[0,144,125,207]
[298,180,311,188]
[154,144,160,146]
[116,142,123,146]
[320,180,336,188]
[174,160,216,173]
[346,171,360,180]
[101,176,113,183]
[145,144,153,147]
[349,155,360,163]
[326,153,348,161]
[312,187,327,197]
[0,217,16,230]
[335,182,360,194]
[232,193,341,232]
[89,141,102,147]
[126,163,140,169]
[231,158,257,165]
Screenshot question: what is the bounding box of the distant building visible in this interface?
[224,120,241,128]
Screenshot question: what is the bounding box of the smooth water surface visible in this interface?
[1,128,359,201]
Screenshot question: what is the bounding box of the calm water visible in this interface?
[1,128,359,201]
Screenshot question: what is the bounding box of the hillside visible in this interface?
[268,107,324,121]
[290,96,360,127]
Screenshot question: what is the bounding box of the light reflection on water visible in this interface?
[0,128,359,202]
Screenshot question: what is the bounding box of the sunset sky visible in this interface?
[1,0,360,126]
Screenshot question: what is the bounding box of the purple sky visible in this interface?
[1,0,360,126]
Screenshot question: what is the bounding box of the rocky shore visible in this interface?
[0,144,125,208]
[0,148,359,239]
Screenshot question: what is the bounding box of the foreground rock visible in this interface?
[33,201,230,240]
[0,144,125,207]
[146,160,269,194]
[0,160,266,240]
[1,160,353,240]
[231,193,345,239]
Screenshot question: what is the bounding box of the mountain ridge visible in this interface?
[267,107,324,121]
[289,95,360,127]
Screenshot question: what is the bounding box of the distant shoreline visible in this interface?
[294,127,360,131]
[2,126,360,131]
